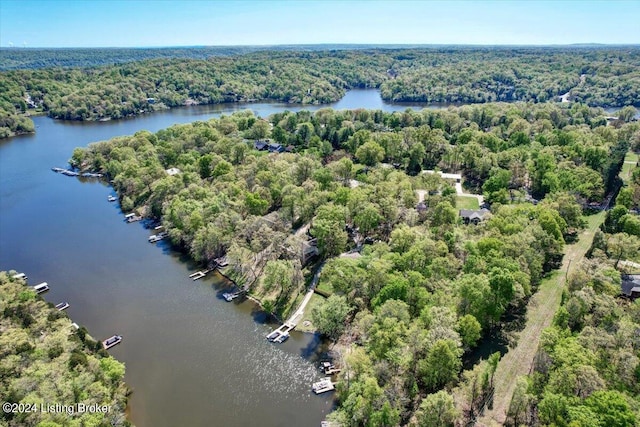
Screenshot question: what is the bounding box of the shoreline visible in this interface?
[3,92,635,141]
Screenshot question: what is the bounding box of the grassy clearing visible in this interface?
[456,195,480,210]
[621,151,638,184]
[295,293,326,333]
[482,210,606,424]
[316,280,334,295]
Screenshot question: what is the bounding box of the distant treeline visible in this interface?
[0,45,382,70]
[1,47,639,138]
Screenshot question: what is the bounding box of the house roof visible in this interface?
[622,275,640,296]
[459,208,490,220]
[165,167,181,176]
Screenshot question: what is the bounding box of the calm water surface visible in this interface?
[0,90,437,427]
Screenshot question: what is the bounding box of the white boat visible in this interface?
[12,272,27,281]
[320,361,341,375]
[274,331,289,343]
[266,330,282,341]
[312,378,335,394]
[33,282,49,293]
[71,323,80,330]
[223,291,241,302]
[55,302,69,311]
[102,335,122,349]
[149,231,169,243]
[107,195,117,202]
[124,213,142,223]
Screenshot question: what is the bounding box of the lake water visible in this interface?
[0,90,439,427]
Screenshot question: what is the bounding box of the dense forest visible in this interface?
[68,101,640,425]
[0,45,397,70]
[2,47,639,139]
[504,160,640,427]
[0,271,132,427]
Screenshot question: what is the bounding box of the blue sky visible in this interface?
[1,0,639,47]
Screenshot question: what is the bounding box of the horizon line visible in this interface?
[2,42,640,50]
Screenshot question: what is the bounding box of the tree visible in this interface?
[415,391,458,427]
[482,168,511,203]
[408,142,426,174]
[507,376,533,426]
[262,260,295,305]
[311,218,348,257]
[616,187,634,209]
[419,339,462,391]
[245,192,269,216]
[607,233,640,268]
[489,267,515,321]
[355,140,385,166]
[604,205,629,233]
[354,203,383,236]
[249,119,270,139]
[457,314,482,350]
[311,295,352,341]
[585,390,637,427]
[617,106,638,123]
[271,125,287,144]
[333,157,354,185]
[431,201,457,227]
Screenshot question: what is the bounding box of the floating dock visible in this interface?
[266,321,295,343]
[189,269,212,281]
[33,282,49,294]
[124,213,143,223]
[102,335,122,349]
[148,231,169,243]
[312,378,335,394]
[55,302,69,311]
[320,361,341,375]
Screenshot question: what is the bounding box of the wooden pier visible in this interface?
[188,269,212,281]
[266,320,296,342]
[266,261,324,344]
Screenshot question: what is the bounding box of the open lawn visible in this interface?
[621,151,638,184]
[316,280,334,296]
[456,195,480,210]
[295,293,326,333]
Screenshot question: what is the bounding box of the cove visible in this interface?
[0,89,442,427]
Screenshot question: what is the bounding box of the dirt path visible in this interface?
[478,211,605,425]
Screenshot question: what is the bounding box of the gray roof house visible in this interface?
[459,208,491,225]
[622,274,640,299]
